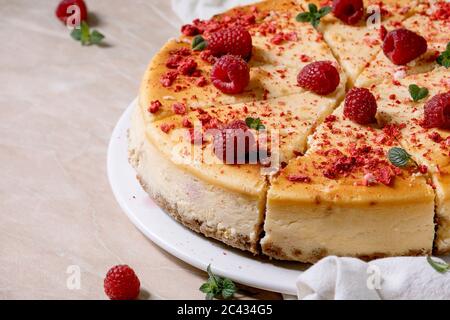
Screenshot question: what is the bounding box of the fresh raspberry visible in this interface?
[211,55,250,94]
[297,61,340,96]
[213,120,258,164]
[382,28,428,65]
[148,100,162,114]
[104,265,140,300]
[194,27,252,60]
[172,102,187,115]
[344,88,378,125]
[181,24,200,36]
[332,0,364,25]
[56,0,88,25]
[423,92,450,129]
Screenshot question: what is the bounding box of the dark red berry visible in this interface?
[195,27,252,60]
[382,28,428,65]
[160,71,178,87]
[172,102,187,115]
[213,120,258,164]
[148,100,162,114]
[423,92,450,129]
[56,0,88,25]
[177,58,198,76]
[104,265,140,300]
[332,0,364,25]
[181,24,200,36]
[211,55,250,94]
[297,61,340,96]
[344,87,378,125]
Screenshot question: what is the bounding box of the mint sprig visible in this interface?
[427,256,450,274]
[199,265,237,300]
[388,147,412,168]
[408,84,429,102]
[71,21,105,46]
[192,35,207,51]
[246,117,266,130]
[437,42,450,68]
[296,4,331,28]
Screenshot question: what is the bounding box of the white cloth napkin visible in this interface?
[171,0,257,23]
[295,256,450,300]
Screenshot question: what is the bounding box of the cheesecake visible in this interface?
[130,0,450,263]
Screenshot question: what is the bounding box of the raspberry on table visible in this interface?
[211,55,250,94]
[382,28,428,65]
[423,92,450,129]
[56,0,88,25]
[332,0,364,25]
[344,87,378,125]
[213,120,258,164]
[104,265,141,300]
[297,61,340,96]
[193,27,253,60]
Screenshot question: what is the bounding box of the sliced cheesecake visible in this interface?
[298,0,416,86]
[262,104,435,262]
[369,67,450,254]
[356,5,450,87]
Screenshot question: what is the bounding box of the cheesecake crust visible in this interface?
[134,174,257,253]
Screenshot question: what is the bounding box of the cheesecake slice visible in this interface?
[262,104,435,263]
[356,5,450,87]
[298,0,415,86]
[369,67,450,254]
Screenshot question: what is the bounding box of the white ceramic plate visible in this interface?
[107,99,307,295]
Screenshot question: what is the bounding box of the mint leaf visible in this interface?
[221,279,236,299]
[308,3,318,14]
[408,84,429,102]
[192,35,207,51]
[427,256,450,274]
[296,12,311,22]
[245,117,265,130]
[90,30,105,45]
[71,21,105,46]
[388,147,412,168]
[296,4,331,28]
[80,21,91,45]
[199,265,237,300]
[319,6,332,16]
[437,42,450,68]
[71,28,82,41]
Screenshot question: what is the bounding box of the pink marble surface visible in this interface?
[0,0,280,300]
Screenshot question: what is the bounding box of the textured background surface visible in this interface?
[0,0,280,300]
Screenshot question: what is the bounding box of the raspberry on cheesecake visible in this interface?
[211,55,250,94]
[297,61,340,96]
